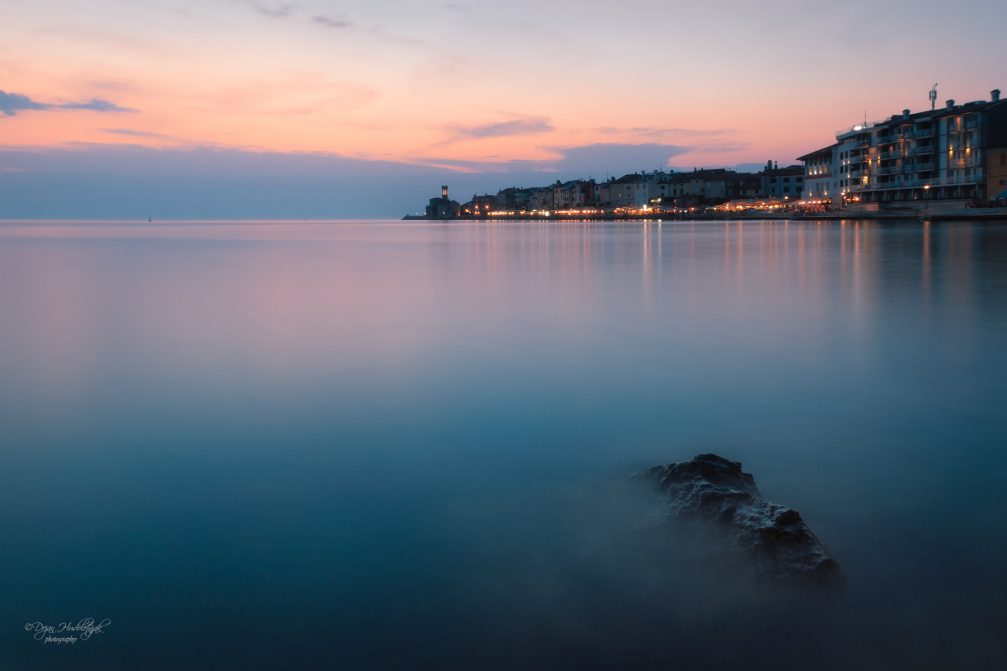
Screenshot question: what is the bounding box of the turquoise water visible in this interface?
[1,219,1005,670]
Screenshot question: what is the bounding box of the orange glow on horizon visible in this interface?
[3,1,1004,174]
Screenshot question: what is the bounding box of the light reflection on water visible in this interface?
[1,219,1005,670]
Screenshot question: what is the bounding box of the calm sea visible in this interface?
[1,219,1005,670]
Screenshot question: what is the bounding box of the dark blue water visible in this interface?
[1,220,1005,670]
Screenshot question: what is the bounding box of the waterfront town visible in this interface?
[409,87,1007,220]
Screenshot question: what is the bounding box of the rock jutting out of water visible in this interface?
[632,454,842,586]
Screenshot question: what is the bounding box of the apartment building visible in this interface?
[759,161,804,198]
[799,88,1006,208]
[798,145,837,200]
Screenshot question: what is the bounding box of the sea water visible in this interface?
[1,219,1005,669]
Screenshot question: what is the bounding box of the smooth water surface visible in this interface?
[1,219,1005,670]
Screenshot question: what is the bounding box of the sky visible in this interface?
[1,0,1005,217]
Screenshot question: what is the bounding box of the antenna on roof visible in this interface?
[929,83,938,111]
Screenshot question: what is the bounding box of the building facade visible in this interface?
[552,180,596,209]
[528,187,554,211]
[800,88,1006,208]
[798,145,837,201]
[461,193,497,216]
[759,161,804,199]
[495,187,534,210]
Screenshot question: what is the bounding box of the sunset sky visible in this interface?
[2,0,1005,217]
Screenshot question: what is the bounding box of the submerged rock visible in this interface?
[633,454,841,585]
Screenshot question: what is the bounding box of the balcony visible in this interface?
[879,149,907,160]
[940,173,983,186]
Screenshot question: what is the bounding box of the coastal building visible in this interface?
[667,169,734,202]
[798,145,838,202]
[586,170,755,207]
[986,90,1007,202]
[799,87,1007,208]
[495,187,535,210]
[667,174,702,200]
[935,98,992,203]
[425,185,461,218]
[833,123,873,206]
[759,161,804,199]
[990,141,1007,202]
[594,180,611,207]
[462,193,497,216]
[649,174,678,202]
[553,179,596,209]
[528,186,555,211]
[733,174,762,199]
[608,174,651,207]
